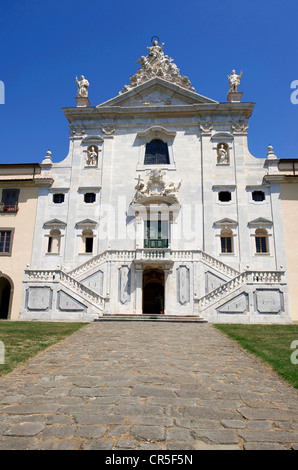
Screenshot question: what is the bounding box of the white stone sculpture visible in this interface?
[227,69,242,92]
[86,146,98,166]
[76,75,89,97]
[217,144,229,164]
[121,39,195,93]
[133,170,181,204]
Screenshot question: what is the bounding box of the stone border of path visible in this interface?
[0,322,297,450]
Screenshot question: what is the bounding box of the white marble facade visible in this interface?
[20,41,292,323]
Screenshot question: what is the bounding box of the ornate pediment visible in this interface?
[132,169,181,205]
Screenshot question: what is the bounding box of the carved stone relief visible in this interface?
[26,287,52,311]
[254,289,283,314]
[119,265,131,304]
[57,291,86,312]
[177,266,190,305]
[133,170,181,204]
[217,292,248,314]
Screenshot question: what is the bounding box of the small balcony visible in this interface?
[143,238,168,249]
[0,203,18,213]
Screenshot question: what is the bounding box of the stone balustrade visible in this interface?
[197,270,285,309]
[25,269,105,310]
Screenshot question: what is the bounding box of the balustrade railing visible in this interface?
[197,270,284,309]
[25,269,105,309]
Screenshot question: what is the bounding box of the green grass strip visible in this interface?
[214,324,298,389]
[0,321,86,376]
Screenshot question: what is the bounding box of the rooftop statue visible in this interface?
[227,69,242,92]
[76,75,89,98]
[120,38,195,93]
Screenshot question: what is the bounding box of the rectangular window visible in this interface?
[0,230,12,254]
[1,190,19,212]
[85,237,93,253]
[84,193,96,203]
[218,191,232,202]
[252,191,265,202]
[256,236,268,253]
[144,219,168,248]
[53,193,65,204]
[221,236,232,253]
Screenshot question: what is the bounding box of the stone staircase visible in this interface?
[95,314,207,323]
[23,249,287,322]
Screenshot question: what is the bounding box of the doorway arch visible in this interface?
[143,268,164,314]
[0,275,13,319]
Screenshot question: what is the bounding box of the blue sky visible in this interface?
[0,0,297,164]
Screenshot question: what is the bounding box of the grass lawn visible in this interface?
[214,324,298,389]
[0,321,86,377]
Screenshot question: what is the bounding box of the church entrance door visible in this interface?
[143,269,164,314]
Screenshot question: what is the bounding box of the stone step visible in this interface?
[95,314,207,323]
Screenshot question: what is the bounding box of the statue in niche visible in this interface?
[227,69,242,92]
[86,146,98,166]
[76,75,89,97]
[217,143,229,164]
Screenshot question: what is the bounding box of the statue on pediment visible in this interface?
[121,39,195,94]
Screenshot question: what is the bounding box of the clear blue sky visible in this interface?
[0,0,298,164]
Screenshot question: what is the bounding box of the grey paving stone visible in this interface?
[4,422,45,436]
[130,425,165,442]
[0,322,297,450]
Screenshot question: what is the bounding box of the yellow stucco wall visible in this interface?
[280,183,298,323]
[0,185,39,320]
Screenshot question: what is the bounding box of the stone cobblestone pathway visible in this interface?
[0,322,297,450]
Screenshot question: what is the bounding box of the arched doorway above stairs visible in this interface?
[143,268,164,314]
[0,275,12,319]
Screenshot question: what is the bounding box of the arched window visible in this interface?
[255,228,268,253]
[144,139,170,165]
[82,229,94,254]
[47,229,61,254]
[220,228,233,253]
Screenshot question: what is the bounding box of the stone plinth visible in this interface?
[75,96,90,107]
[227,91,243,102]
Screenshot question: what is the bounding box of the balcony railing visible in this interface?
[144,238,168,249]
[0,203,18,213]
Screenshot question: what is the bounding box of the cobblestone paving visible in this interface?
[0,322,297,450]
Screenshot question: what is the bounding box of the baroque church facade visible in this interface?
[18,40,293,323]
